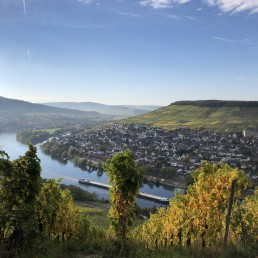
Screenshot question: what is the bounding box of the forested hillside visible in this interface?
[0,96,110,116]
[172,100,258,107]
[0,96,111,132]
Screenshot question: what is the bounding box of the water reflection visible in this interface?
[0,133,179,208]
[50,156,68,165]
[97,170,104,177]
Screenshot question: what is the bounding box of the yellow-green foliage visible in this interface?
[36,179,98,241]
[121,105,258,132]
[106,150,142,242]
[133,162,254,250]
[0,145,41,242]
[231,189,258,243]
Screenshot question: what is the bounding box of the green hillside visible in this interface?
[0,96,111,132]
[120,100,258,132]
[0,96,108,117]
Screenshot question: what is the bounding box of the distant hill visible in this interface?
[0,97,112,132]
[0,96,108,118]
[120,100,258,132]
[43,102,162,118]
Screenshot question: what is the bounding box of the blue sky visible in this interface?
[0,0,258,106]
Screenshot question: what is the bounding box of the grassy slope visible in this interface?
[77,205,109,230]
[120,105,258,132]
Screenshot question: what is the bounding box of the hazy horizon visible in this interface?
[4,95,258,107]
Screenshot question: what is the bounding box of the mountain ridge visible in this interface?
[0,96,111,132]
[0,96,107,118]
[43,101,162,118]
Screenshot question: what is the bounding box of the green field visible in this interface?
[77,203,109,230]
[120,105,258,132]
[35,128,64,134]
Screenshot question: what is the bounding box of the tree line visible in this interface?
[172,100,258,107]
[16,130,51,145]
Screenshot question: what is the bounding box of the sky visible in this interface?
[0,0,258,106]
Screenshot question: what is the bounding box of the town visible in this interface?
[41,124,258,188]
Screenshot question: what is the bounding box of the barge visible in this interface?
[78,178,170,204]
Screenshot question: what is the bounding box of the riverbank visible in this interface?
[2,133,177,208]
[39,141,188,190]
[38,135,188,189]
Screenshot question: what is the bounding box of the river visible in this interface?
[0,133,180,208]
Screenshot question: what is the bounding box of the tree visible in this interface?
[0,145,41,246]
[106,149,142,248]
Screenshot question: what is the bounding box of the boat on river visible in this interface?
[78,178,170,204]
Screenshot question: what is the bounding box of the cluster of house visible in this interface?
[52,124,258,185]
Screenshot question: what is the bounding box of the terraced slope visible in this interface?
[120,101,258,132]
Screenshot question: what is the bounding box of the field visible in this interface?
[76,202,109,230]
[121,105,258,132]
[35,128,64,134]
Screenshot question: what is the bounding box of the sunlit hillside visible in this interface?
[121,101,258,132]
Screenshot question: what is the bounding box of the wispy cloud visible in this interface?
[167,14,183,20]
[78,0,96,5]
[168,14,201,22]
[251,7,258,14]
[139,0,258,14]
[203,0,258,14]
[139,0,190,9]
[213,36,253,45]
[213,36,257,49]
[185,15,201,22]
[22,0,26,14]
[213,36,238,43]
[115,11,142,18]
[27,49,30,60]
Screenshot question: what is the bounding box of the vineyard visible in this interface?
[121,103,258,132]
[0,147,257,257]
[133,162,258,253]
